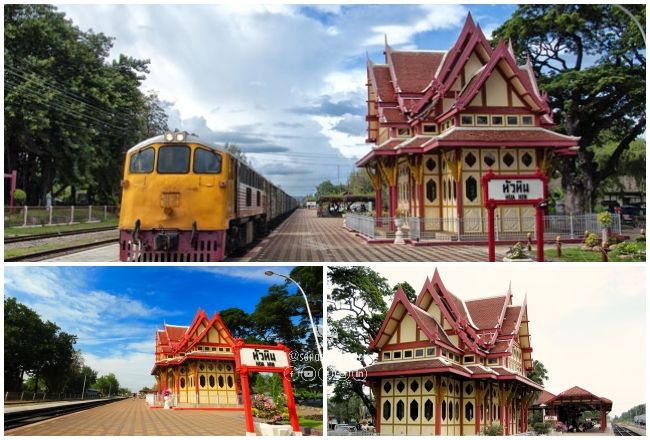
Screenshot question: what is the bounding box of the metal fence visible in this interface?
[346,213,621,242]
[4,206,119,227]
[5,391,87,402]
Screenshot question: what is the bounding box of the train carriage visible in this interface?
[118,131,296,261]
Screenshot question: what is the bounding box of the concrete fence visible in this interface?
[4,205,119,227]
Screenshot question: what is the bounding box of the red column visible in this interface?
[418,183,425,218]
[505,403,510,435]
[389,185,397,217]
[600,405,606,432]
[282,369,301,434]
[535,205,544,262]
[520,404,525,433]
[487,204,496,262]
[240,367,255,434]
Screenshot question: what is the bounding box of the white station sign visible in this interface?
[487,178,544,202]
[240,347,289,368]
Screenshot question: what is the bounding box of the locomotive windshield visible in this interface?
[193,148,222,174]
[157,145,190,174]
[129,147,154,173]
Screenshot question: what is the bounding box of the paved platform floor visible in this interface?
[5,399,249,436]
[240,209,509,262]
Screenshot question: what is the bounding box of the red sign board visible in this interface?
[481,169,548,262]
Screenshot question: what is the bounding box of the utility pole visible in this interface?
[81,375,86,400]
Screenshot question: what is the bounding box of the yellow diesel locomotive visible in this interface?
[118,131,297,261]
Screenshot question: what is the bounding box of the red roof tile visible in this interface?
[490,339,512,353]
[412,306,453,347]
[399,136,435,149]
[501,306,521,335]
[533,390,557,406]
[381,107,408,123]
[374,139,403,151]
[466,296,505,330]
[362,358,470,377]
[157,330,169,345]
[436,128,579,146]
[165,325,187,342]
[391,51,445,94]
[373,65,396,103]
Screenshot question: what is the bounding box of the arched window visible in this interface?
[441,399,447,421]
[227,376,234,388]
[218,376,225,388]
[209,375,215,388]
[180,377,186,389]
[426,179,437,202]
[199,375,206,388]
[449,400,454,421]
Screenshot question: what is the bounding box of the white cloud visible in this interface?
[181,266,296,283]
[83,352,155,392]
[364,4,467,46]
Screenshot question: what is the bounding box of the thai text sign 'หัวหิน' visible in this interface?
[487,178,544,202]
[239,347,290,368]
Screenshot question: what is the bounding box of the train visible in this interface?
[118,131,297,261]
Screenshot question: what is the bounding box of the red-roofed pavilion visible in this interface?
[531,386,612,432]
[360,13,579,235]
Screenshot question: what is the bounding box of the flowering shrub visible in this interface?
[252,394,284,424]
[506,242,529,259]
[163,389,171,397]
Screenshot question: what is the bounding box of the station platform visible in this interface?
[5,398,250,435]
[240,209,509,262]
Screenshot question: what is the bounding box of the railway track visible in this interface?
[5,238,116,262]
[5,226,117,244]
[613,424,642,436]
[4,398,126,430]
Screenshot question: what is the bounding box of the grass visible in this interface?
[541,243,646,262]
[298,417,323,429]
[4,235,116,259]
[5,219,118,237]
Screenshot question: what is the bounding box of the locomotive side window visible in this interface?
[129,147,154,173]
[157,145,190,174]
[193,148,222,174]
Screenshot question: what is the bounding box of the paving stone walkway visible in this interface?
[5,399,248,436]
[239,209,509,262]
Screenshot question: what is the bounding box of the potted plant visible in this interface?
[162,389,171,409]
[503,242,533,262]
[252,394,293,436]
[598,211,613,244]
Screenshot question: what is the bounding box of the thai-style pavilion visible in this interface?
[152,309,239,407]
[353,269,542,435]
[359,13,579,235]
[531,386,612,432]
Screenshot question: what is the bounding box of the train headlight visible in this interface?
[164,132,174,142]
[175,131,186,142]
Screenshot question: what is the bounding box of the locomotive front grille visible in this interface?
[119,230,225,262]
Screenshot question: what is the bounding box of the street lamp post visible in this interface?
[264,271,323,361]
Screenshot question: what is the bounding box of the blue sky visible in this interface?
[55,4,518,196]
[4,265,309,390]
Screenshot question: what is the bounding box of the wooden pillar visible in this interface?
[282,369,301,434]
[194,363,199,406]
[366,166,383,223]
[600,405,606,432]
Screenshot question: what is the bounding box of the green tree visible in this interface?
[327,266,395,415]
[4,297,78,393]
[493,5,645,212]
[527,360,549,386]
[219,307,259,342]
[4,4,164,205]
[143,90,169,137]
[94,373,119,396]
[347,170,374,195]
[393,282,416,303]
[222,142,248,165]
